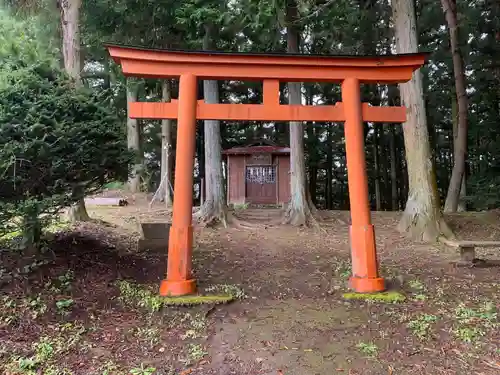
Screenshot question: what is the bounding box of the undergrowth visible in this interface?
[117,280,245,312]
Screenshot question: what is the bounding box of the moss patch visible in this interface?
[162,294,236,306]
[342,291,406,303]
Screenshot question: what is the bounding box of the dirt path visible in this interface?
[191,223,499,375]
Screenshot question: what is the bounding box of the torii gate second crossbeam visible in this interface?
[106,44,426,296]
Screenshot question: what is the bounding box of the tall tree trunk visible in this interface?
[59,0,90,222]
[441,0,468,213]
[196,121,205,204]
[306,90,318,206]
[127,80,141,193]
[161,80,173,207]
[380,126,390,210]
[60,0,81,82]
[388,126,399,210]
[372,126,382,210]
[393,0,453,241]
[197,24,228,225]
[386,84,401,211]
[283,0,317,225]
[326,126,333,210]
[450,91,466,211]
[103,56,111,89]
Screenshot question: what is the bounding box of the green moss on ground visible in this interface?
[342,291,406,303]
[162,294,236,306]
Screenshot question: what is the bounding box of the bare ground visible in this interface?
[0,201,499,375]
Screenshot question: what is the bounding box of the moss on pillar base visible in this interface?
[162,294,236,306]
[342,291,406,303]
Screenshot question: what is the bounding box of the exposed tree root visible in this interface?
[230,215,264,230]
[281,202,325,233]
[193,209,262,231]
[68,198,90,223]
[194,199,228,228]
[398,199,455,242]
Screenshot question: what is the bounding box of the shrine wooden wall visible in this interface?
[226,153,290,205]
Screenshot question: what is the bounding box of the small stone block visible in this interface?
[140,222,171,240]
[460,246,476,262]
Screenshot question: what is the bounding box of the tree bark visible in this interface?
[282,0,317,225]
[127,80,141,193]
[197,24,228,225]
[326,126,333,210]
[441,0,468,213]
[386,84,400,210]
[380,126,390,210]
[449,91,466,211]
[393,0,453,241]
[21,206,41,252]
[306,91,318,206]
[372,126,382,210]
[161,80,173,207]
[59,0,82,83]
[388,126,399,210]
[59,0,90,222]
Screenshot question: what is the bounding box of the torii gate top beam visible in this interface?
[105,44,427,84]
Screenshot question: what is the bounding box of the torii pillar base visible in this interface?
[348,224,385,293]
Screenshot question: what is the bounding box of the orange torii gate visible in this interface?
[106,44,426,296]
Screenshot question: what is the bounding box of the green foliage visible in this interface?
[184,343,208,364]
[407,313,439,340]
[129,364,156,375]
[4,322,85,374]
[55,299,74,315]
[0,6,58,74]
[451,302,498,343]
[356,341,378,357]
[0,63,132,241]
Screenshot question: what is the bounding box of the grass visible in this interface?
[407,314,439,340]
[184,343,208,365]
[233,202,249,210]
[356,341,378,357]
[134,326,161,348]
[24,296,48,319]
[55,299,74,315]
[129,364,156,375]
[451,302,497,343]
[333,259,352,279]
[408,279,426,291]
[103,181,126,190]
[4,322,86,374]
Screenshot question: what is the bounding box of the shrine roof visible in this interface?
[222,145,290,155]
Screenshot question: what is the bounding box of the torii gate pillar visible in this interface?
[159,74,198,296]
[342,78,384,292]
